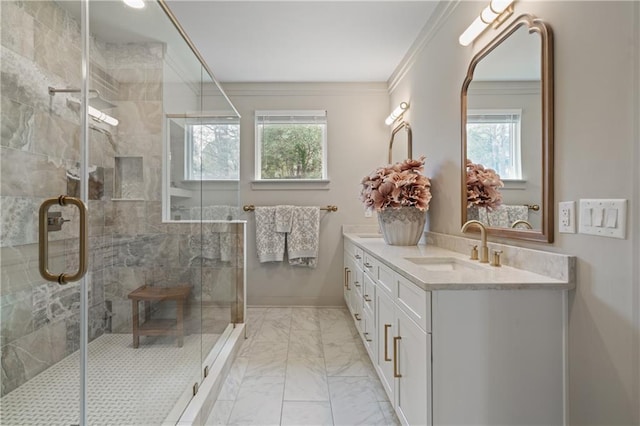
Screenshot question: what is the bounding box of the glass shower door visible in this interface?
[1,0,86,424]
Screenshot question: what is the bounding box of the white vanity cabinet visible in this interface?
[343,237,569,426]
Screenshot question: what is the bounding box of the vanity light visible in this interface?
[459,0,515,46]
[123,0,145,9]
[385,102,409,126]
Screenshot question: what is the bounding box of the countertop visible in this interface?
[343,233,574,291]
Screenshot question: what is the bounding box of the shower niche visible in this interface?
[113,156,144,200]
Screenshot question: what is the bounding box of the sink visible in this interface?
[403,257,482,272]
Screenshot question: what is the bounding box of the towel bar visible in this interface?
[243,204,338,212]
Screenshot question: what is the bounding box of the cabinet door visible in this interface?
[396,309,431,426]
[362,306,376,361]
[344,256,354,313]
[376,290,396,403]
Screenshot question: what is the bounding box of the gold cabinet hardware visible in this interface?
[384,324,392,361]
[363,332,373,342]
[354,281,361,287]
[193,382,199,396]
[364,262,373,268]
[354,313,362,321]
[364,295,372,302]
[355,254,362,260]
[393,336,402,377]
[491,250,503,267]
[469,244,478,260]
[344,267,348,288]
[393,336,402,378]
[204,366,209,378]
[39,196,88,285]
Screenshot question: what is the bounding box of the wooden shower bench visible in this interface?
[128,285,191,348]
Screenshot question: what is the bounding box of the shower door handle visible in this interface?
[39,195,88,285]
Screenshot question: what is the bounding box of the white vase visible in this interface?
[377,206,427,246]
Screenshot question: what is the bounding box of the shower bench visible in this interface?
[128,285,191,348]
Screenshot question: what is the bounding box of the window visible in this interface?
[255,110,327,180]
[186,117,240,180]
[467,110,522,180]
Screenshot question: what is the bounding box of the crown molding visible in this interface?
[388,0,462,94]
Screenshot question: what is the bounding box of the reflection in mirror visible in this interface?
[461,14,554,243]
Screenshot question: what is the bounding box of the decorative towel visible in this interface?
[188,205,240,261]
[255,206,285,263]
[477,205,529,227]
[275,205,295,233]
[287,206,320,268]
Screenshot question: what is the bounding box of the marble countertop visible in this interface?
[344,233,574,291]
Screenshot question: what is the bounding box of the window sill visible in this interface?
[502,179,527,190]
[250,179,331,191]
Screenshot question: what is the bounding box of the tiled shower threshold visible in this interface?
[0,329,237,425]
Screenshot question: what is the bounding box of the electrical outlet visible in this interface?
[558,201,575,233]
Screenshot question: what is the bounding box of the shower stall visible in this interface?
[0,1,245,424]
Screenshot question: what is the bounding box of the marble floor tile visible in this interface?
[328,376,387,425]
[217,357,249,400]
[205,400,235,425]
[289,328,324,357]
[263,307,292,322]
[284,356,329,402]
[379,400,401,426]
[280,401,333,426]
[291,307,321,331]
[247,339,289,359]
[255,320,291,342]
[227,376,284,426]
[323,341,370,377]
[245,355,287,377]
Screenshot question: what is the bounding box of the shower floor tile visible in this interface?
[0,333,220,426]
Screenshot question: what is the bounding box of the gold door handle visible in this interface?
[39,196,88,285]
[344,267,349,288]
[393,336,402,378]
[346,269,351,290]
[384,324,392,361]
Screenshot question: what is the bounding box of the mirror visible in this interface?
[388,121,413,163]
[461,14,554,243]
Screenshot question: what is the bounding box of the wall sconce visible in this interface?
[459,0,515,46]
[385,102,409,126]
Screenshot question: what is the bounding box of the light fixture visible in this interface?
[88,106,119,127]
[385,102,409,126]
[123,0,145,9]
[459,0,515,46]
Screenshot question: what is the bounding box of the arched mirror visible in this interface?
[461,14,554,243]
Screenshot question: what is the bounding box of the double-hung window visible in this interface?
[186,116,240,180]
[255,110,328,180]
[466,109,522,180]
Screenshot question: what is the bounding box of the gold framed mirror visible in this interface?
[461,14,554,243]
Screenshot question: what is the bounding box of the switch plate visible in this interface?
[558,201,575,233]
[578,199,627,239]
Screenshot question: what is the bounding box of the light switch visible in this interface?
[578,199,627,239]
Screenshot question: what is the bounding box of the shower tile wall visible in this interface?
[1,0,240,398]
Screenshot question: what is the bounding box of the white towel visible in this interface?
[287,206,320,268]
[275,205,295,233]
[255,206,285,263]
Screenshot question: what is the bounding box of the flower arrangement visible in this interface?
[466,159,504,211]
[360,156,432,211]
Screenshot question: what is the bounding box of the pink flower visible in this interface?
[466,160,503,210]
[360,156,431,211]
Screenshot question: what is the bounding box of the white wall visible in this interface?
[224,83,389,306]
[389,1,639,424]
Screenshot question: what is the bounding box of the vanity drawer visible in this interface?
[377,262,397,298]
[344,240,364,269]
[363,273,376,312]
[363,252,377,278]
[396,274,431,332]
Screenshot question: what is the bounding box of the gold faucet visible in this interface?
[461,220,489,263]
[511,219,533,229]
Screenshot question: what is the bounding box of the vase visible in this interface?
[377,206,427,246]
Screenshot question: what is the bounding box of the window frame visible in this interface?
[254,110,328,181]
[184,116,240,181]
[466,108,523,180]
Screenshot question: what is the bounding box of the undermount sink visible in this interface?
[403,257,482,272]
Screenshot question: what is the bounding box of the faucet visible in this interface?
[461,220,489,263]
[511,219,533,229]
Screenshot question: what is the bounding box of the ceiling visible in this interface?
[164,1,440,83]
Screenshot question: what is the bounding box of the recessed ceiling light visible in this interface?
[123,0,145,9]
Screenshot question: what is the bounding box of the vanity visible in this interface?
[342,229,574,426]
